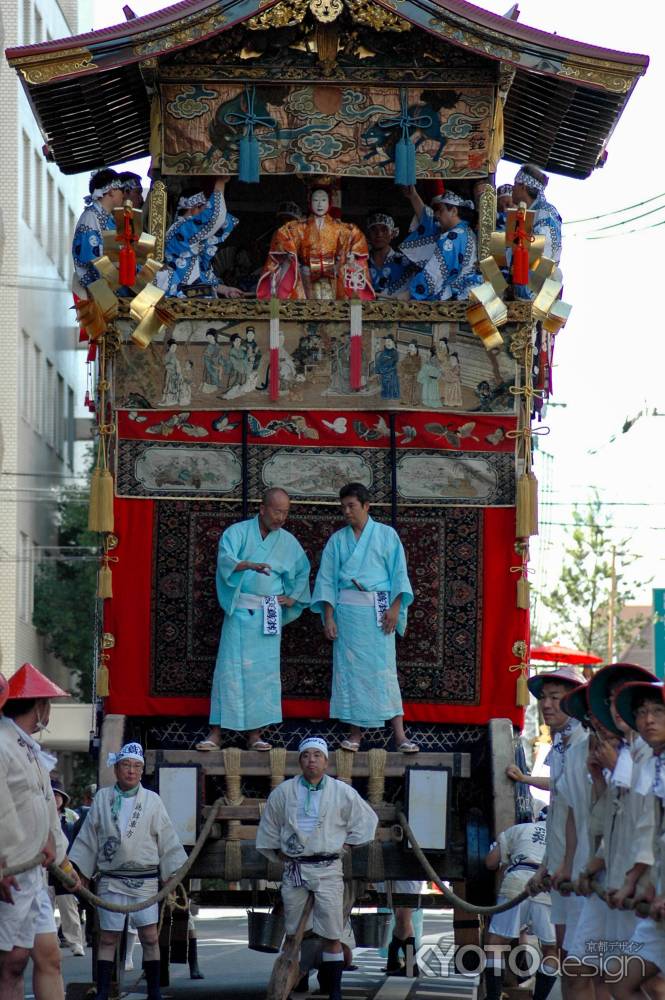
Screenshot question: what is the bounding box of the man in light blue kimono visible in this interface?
[197,488,311,752]
[155,176,242,299]
[367,213,414,298]
[311,482,418,753]
[71,168,124,298]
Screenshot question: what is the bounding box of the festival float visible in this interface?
[6,0,648,980]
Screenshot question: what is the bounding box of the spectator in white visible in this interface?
[69,742,186,1000]
[484,806,557,1000]
[48,778,85,956]
[0,663,81,1000]
[505,666,586,974]
[256,736,377,1000]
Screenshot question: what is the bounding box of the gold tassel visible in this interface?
[88,467,102,531]
[97,562,113,599]
[516,671,530,707]
[528,471,539,536]
[516,473,531,538]
[98,468,115,533]
[516,576,530,609]
[96,663,109,697]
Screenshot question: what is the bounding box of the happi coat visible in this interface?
[542,720,587,876]
[0,716,66,867]
[71,200,116,297]
[210,516,310,732]
[311,516,413,728]
[255,774,377,862]
[400,207,482,301]
[531,193,562,264]
[369,248,414,298]
[69,784,186,901]
[157,191,237,297]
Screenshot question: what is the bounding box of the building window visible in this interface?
[57,190,66,277]
[22,132,31,225]
[67,386,75,469]
[22,0,32,45]
[33,150,43,245]
[20,331,30,421]
[18,532,33,624]
[56,374,65,457]
[32,344,42,433]
[44,359,55,446]
[47,173,55,261]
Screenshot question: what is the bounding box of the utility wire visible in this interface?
[563,191,665,225]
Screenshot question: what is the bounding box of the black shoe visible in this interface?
[188,937,204,979]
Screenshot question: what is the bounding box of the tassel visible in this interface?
[97,562,113,599]
[512,243,529,285]
[394,136,416,186]
[515,473,531,538]
[349,299,362,391]
[269,296,280,402]
[238,134,260,184]
[516,576,530,609]
[528,470,539,537]
[89,468,114,533]
[516,671,530,707]
[96,663,109,698]
[86,341,98,363]
[118,244,137,286]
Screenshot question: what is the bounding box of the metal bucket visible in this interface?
[350,912,392,949]
[247,910,285,953]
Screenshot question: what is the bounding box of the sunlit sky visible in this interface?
[87,0,664,626]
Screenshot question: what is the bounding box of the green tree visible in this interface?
[536,493,651,661]
[32,480,98,701]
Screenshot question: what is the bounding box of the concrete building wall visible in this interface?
[1,0,91,686]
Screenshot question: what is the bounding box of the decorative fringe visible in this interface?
[349,299,362,391]
[516,671,530,707]
[395,136,416,186]
[528,470,539,536]
[269,296,280,402]
[96,663,109,698]
[516,576,530,610]
[118,244,137,286]
[97,561,113,599]
[238,134,260,184]
[88,468,114,533]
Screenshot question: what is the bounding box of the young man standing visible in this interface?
[311,482,417,753]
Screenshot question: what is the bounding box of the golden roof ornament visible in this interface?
[309,0,343,23]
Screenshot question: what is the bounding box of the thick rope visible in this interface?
[269,748,287,789]
[48,797,224,912]
[335,749,354,785]
[367,749,387,806]
[397,811,528,916]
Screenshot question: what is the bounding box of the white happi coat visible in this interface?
[542,723,588,875]
[0,716,66,867]
[69,784,187,899]
[557,736,597,878]
[256,775,377,862]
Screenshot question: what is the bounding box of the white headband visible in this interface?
[107,741,144,766]
[432,192,474,210]
[177,192,207,211]
[515,169,546,194]
[368,213,397,232]
[497,184,513,197]
[299,736,329,758]
[84,179,123,206]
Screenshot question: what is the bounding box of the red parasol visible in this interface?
[530,643,603,666]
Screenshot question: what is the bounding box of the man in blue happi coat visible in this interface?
[156,176,242,298]
[197,488,310,752]
[311,482,418,753]
[512,164,562,264]
[71,168,124,297]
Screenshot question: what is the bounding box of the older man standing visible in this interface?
[311,482,417,753]
[69,742,186,1000]
[197,488,310,753]
[0,663,80,1000]
[256,736,377,1000]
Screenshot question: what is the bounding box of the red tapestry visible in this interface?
[104,498,526,727]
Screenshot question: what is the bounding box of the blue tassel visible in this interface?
[395,137,416,186]
[239,134,260,184]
